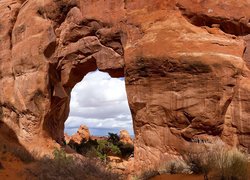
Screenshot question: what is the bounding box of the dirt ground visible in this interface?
[0,152,30,180]
[151,174,203,180]
[152,163,250,180]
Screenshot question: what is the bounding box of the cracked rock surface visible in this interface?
[0,0,250,170]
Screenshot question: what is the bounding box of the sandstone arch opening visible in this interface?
[64,70,134,138]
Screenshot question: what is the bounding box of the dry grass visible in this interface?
[159,160,190,175]
[0,144,35,163]
[141,139,249,180]
[211,148,248,180]
[183,139,249,180]
[32,148,123,180]
[139,169,160,180]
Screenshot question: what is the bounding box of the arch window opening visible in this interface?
[64,70,134,138]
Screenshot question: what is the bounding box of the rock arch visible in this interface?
[1,0,250,170]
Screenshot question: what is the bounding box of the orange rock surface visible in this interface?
[69,125,90,145]
[0,0,250,171]
[119,130,133,145]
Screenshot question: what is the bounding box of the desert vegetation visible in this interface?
[139,139,249,180]
[0,142,124,179]
[68,132,134,163]
[0,143,35,163]
[182,139,249,180]
[1,135,248,180]
[34,148,121,180]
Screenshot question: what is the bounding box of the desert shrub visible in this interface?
[96,151,108,162]
[108,133,120,145]
[107,133,134,158]
[36,154,121,180]
[182,139,249,180]
[97,140,121,157]
[73,138,123,162]
[183,150,212,173]
[67,132,134,162]
[0,144,35,163]
[159,160,189,175]
[119,143,134,158]
[13,148,35,163]
[77,139,99,155]
[182,151,212,180]
[52,148,73,168]
[181,139,221,179]
[212,148,248,180]
[85,146,99,158]
[139,169,160,180]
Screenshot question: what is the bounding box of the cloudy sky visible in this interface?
[64,70,134,136]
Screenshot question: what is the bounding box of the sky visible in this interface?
[64,70,134,137]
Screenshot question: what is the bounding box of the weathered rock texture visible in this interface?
[119,130,133,145]
[68,125,90,145]
[1,0,250,170]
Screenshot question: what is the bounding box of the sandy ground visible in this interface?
[0,152,30,180]
[152,163,250,180]
[0,130,34,180]
[151,174,203,180]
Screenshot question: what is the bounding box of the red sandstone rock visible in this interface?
[90,136,107,141]
[64,133,71,144]
[0,0,250,172]
[119,130,133,145]
[69,125,90,145]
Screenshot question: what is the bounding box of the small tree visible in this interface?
[107,133,120,145]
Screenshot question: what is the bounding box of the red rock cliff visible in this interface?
[0,0,250,170]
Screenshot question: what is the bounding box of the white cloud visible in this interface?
[65,70,133,136]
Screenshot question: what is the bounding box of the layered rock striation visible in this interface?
[0,0,250,170]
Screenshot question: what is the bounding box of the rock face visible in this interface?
[119,130,133,145]
[1,0,250,171]
[68,125,90,145]
[64,133,71,144]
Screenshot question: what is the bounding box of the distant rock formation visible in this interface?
[64,133,71,144]
[119,130,133,145]
[68,125,90,145]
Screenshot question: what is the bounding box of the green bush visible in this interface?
[107,133,134,158]
[77,139,99,155]
[67,132,134,162]
[52,148,73,167]
[85,146,99,158]
[108,133,120,146]
[97,140,121,157]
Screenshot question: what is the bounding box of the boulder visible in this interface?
[119,130,133,145]
[69,125,90,145]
